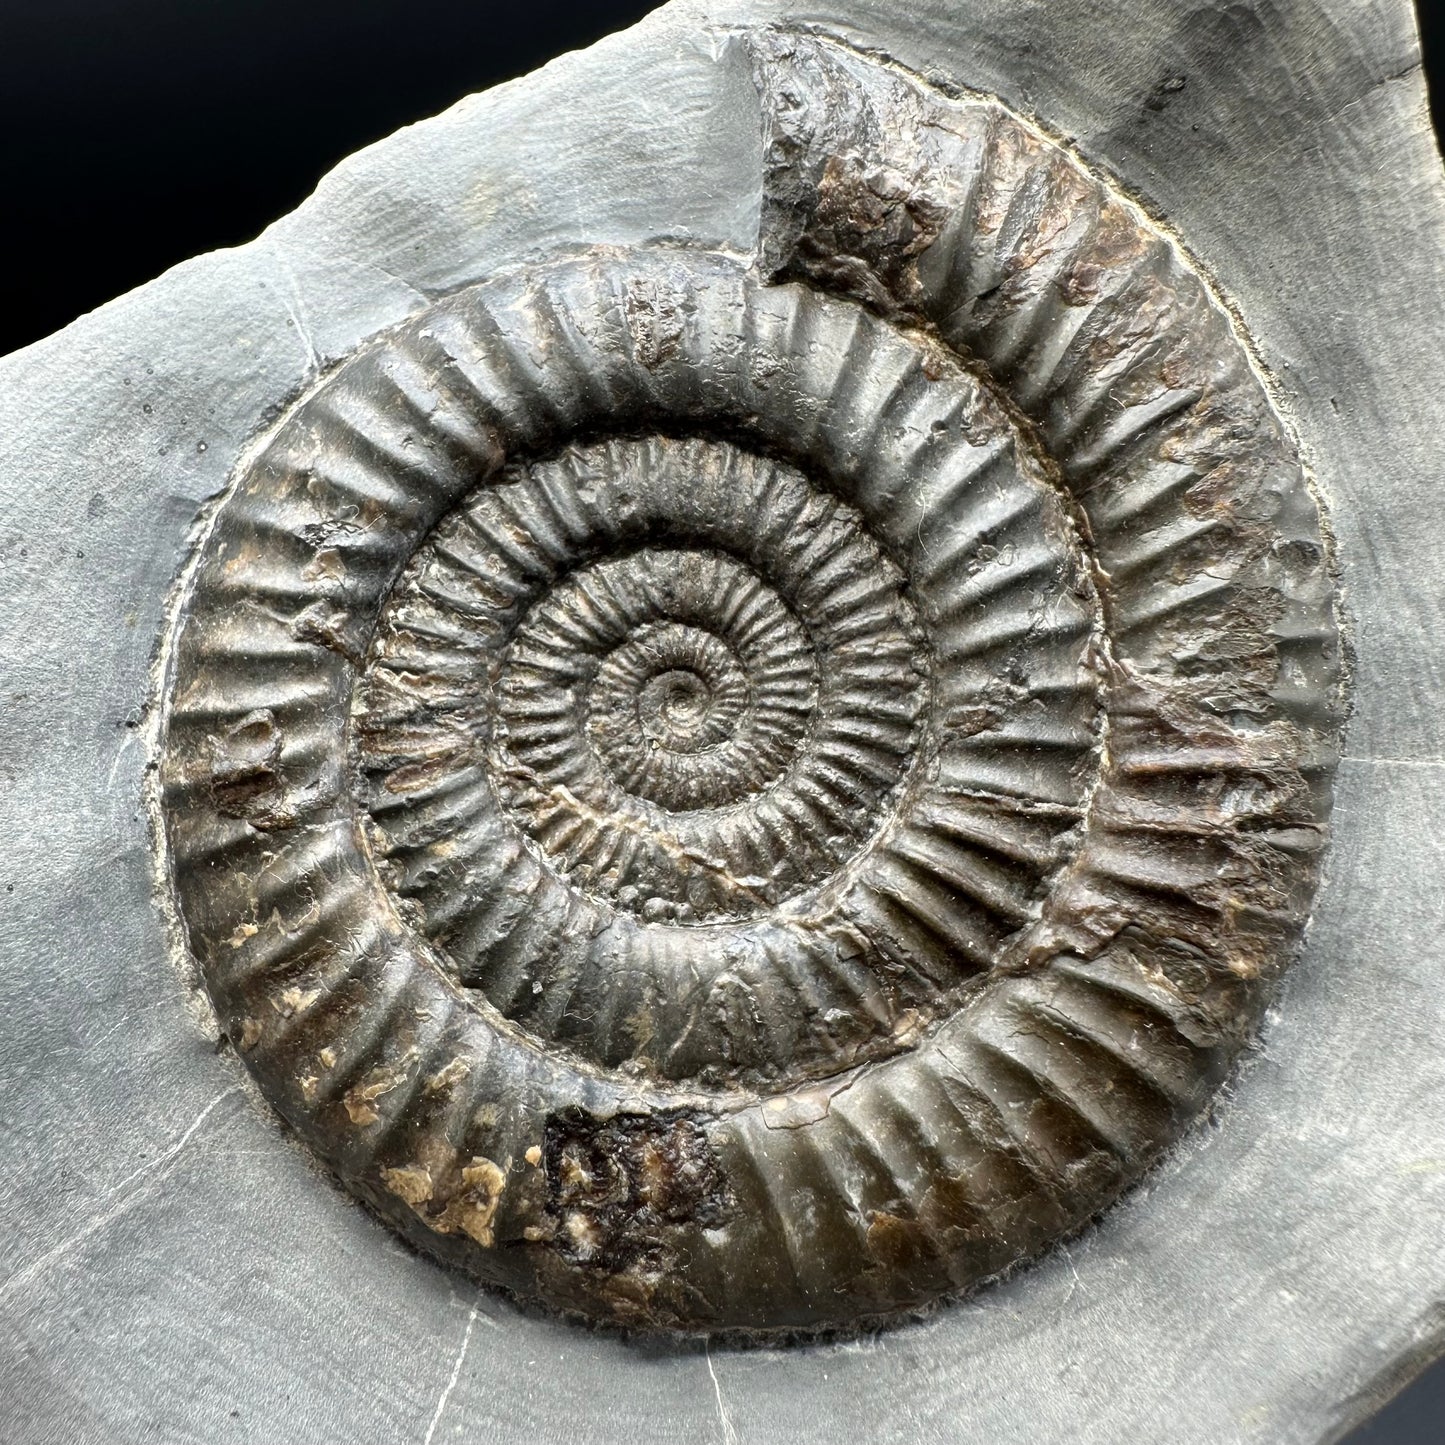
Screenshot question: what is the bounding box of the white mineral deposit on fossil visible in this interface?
[154,32,1343,1335]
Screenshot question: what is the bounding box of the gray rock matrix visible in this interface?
[0,0,1441,1440]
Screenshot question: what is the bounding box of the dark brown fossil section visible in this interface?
[154,34,1343,1336]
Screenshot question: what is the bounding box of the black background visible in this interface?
[1,1,1442,1437]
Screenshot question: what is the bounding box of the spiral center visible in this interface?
[642,669,713,746]
[600,620,750,766]
[354,411,1094,1080]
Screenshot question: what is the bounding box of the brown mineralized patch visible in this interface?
[516,1109,734,1330]
[799,151,948,311]
[541,1108,730,1271]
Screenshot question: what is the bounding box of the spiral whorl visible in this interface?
[355,406,1091,1086]
[155,31,1343,1336]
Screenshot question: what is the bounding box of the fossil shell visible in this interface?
[155,32,1343,1335]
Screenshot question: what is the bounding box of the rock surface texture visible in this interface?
[0,0,1442,1439]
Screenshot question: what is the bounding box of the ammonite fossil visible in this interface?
[155,32,1344,1335]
